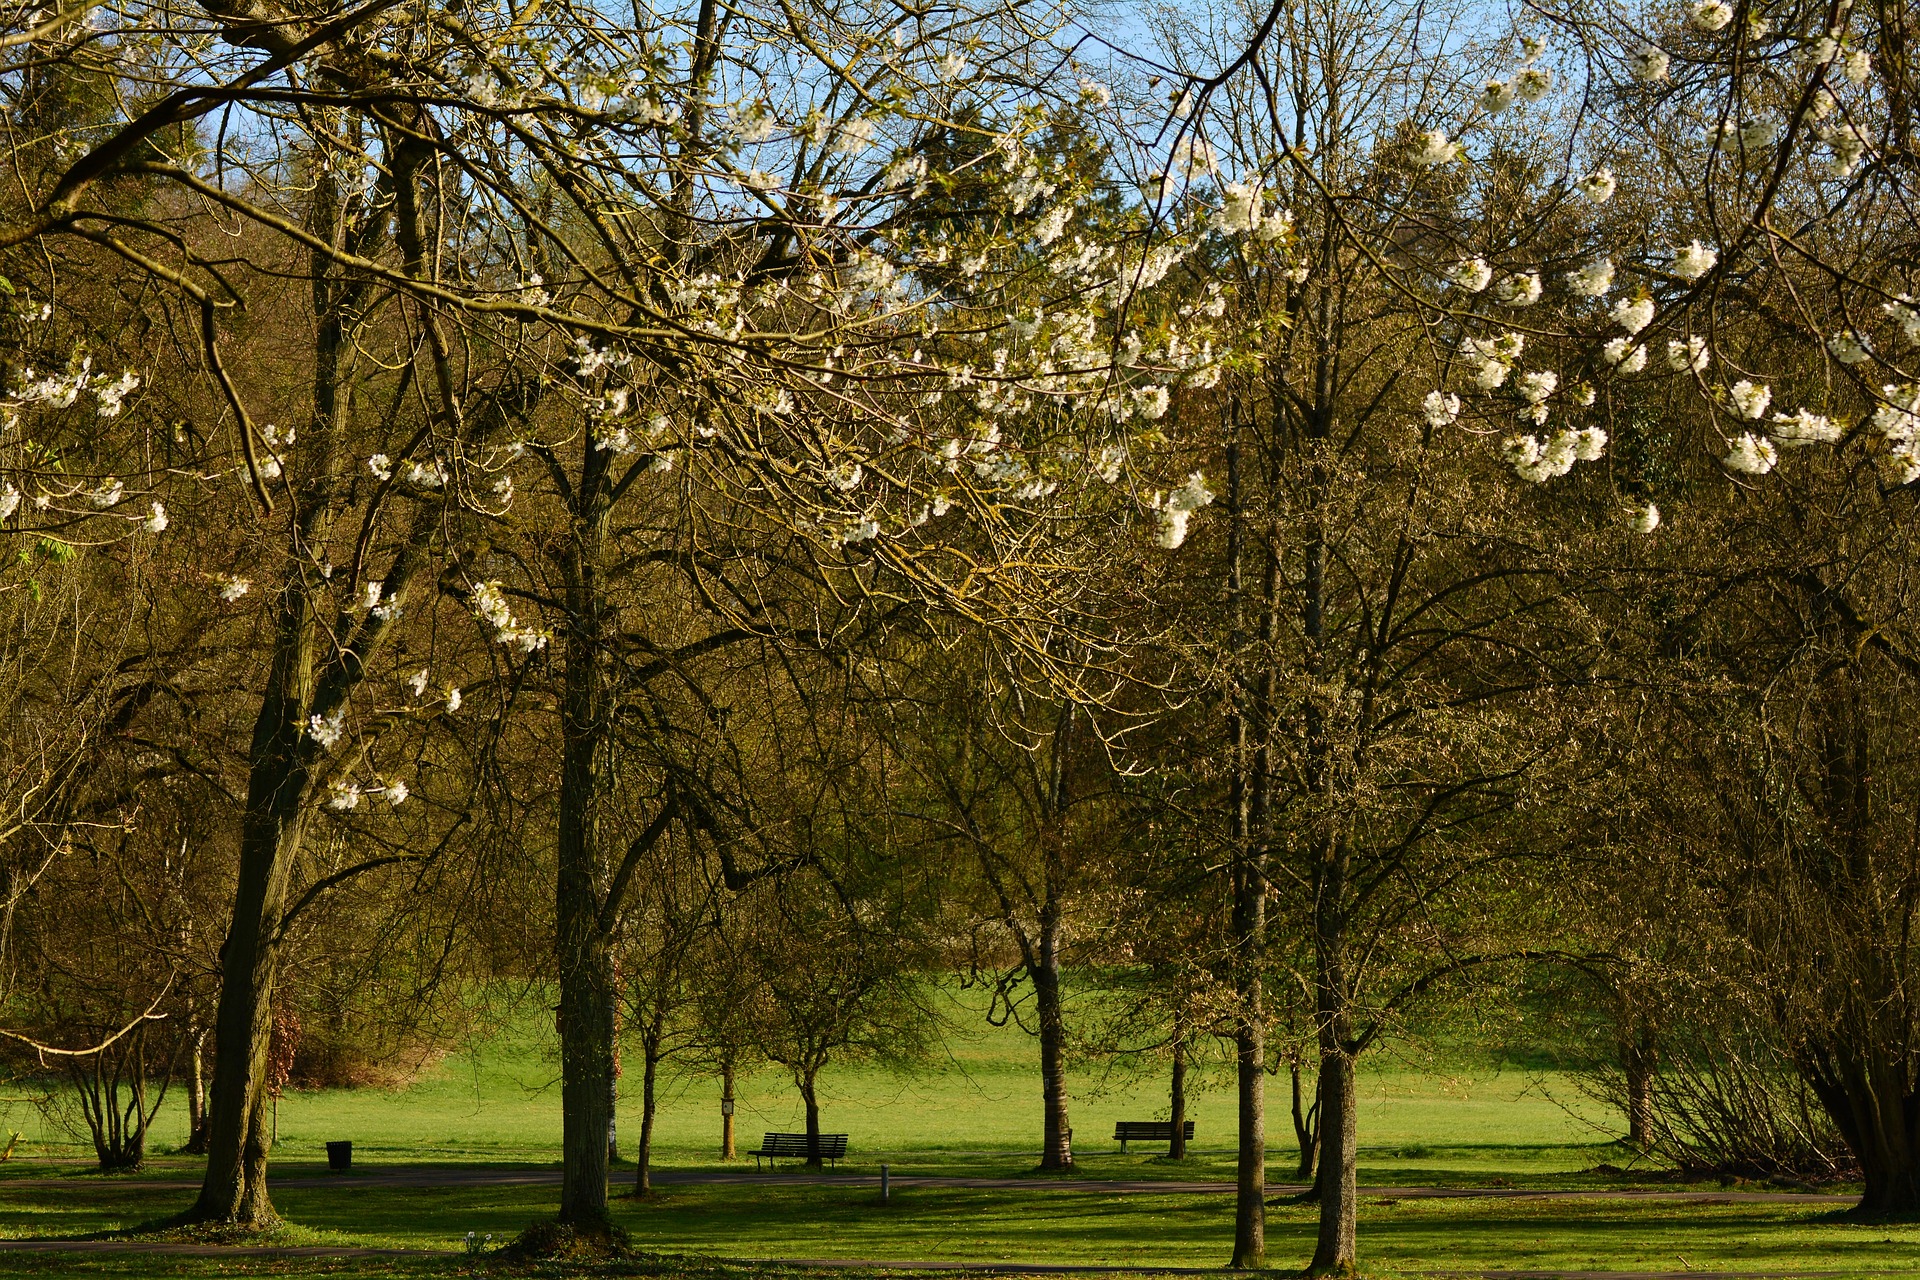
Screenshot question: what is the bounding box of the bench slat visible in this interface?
[750,1131,849,1166]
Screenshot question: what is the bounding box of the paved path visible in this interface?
[0,1166,1860,1204]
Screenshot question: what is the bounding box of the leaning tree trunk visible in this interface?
[191,666,317,1226]
[633,1033,661,1195]
[800,1069,824,1168]
[1292,1060,1321,1183]
[1032,928,1074,1170]
[1169,1034,1188,1160]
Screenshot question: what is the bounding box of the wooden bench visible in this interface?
[751,1131,848,1169]
[1112,1120,1195,1152]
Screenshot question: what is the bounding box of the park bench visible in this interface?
[1112,1120,1195,1153]
[752,1131,849,1169]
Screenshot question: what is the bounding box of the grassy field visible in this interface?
[0,985,1624,1182]
[0,985,1893,1276]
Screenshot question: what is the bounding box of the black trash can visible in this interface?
[326,1141,352,1171]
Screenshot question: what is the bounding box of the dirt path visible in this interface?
[0,1166,1860,1204]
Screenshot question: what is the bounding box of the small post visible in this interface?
[881,1162,890,1202]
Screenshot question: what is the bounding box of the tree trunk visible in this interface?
[556,440,616,1235]
[1168,1034,1187,1160]
[1033,939,1073,1170]
[721,1060,736,1160]
[633,1038,659,1195]
[1310,874,1358,1276]
[1804,1052,1920,1219]
[1292,1060,1320,1183]
[800,1071,823,1168]
[191,725,311,1226]
[184,1024,209,1155]
[1624,1029,1655,1150]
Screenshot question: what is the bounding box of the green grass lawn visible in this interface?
[0,986,1886,1277]
[0,1180,1911,1276]
[0,986,1625,1183]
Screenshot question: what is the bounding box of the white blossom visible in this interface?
[1673,241,1718,281]
[826,461,864,491]
[307,707,346,750]
[937,53,969,81]
[1827,331,1872,365]
[1612,296,1655,334]
[1448,258,1493,292]
[1601,337,1645,371]
[834,117,876,154]
[1576,168,1617,204]
[470,580,548,655]
[93,370,139,418]
[446,686,463,713]
[405,459,447,488]
[1565,260,1614,297]
[218,576,251,603]
[1882,295,1920,343]
[1844,49,1871,85]
[1154,472,1215,549]
[1628,45,1671,83]
[90,478,124,508]
[382,779,409,806]
[1631,502,1661,533]
[1478,80,1514,114]
[367,454,392,481]
[406,668,430,698]
[1213,181,1264,235]
[1474,361,1512,391]
[1423,390,1462,427]
[362,580,385,610]
[327,782,362,811]
[1410,127,1463,167]
[1573,426,1608,461]
[0,482,19,521]
[1517,370,1559,404]
[1505,430,1583,482]
[1667,336,1711,373]
[1689,0,1733,33]
[1722,432,1778,474]
[142,502,167,533]
[1133,385,1170,420]
[1769,408,1843,445]
[1730,379,1773,419]
[1495,272,1543,307]
[1514,67,1552,103]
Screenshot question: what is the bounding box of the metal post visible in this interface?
[881,1163,889,1202]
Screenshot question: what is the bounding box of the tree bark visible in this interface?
[1310,1045,1359,1274]
[184,1023,209,1155]
[1225,411,1270,1270]
[633,1038,659,1195]
[190,691,313,1226]
[1623,1029,1655,1150]
[1033,939,1073,1170]
[1292,1060,1320,1183]
[555,427,616,1234]
[721,1059,736,1160]
[1805,1051,1920,1219]
[800,1071,823,1168]
[1168,1034,1187,1160]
